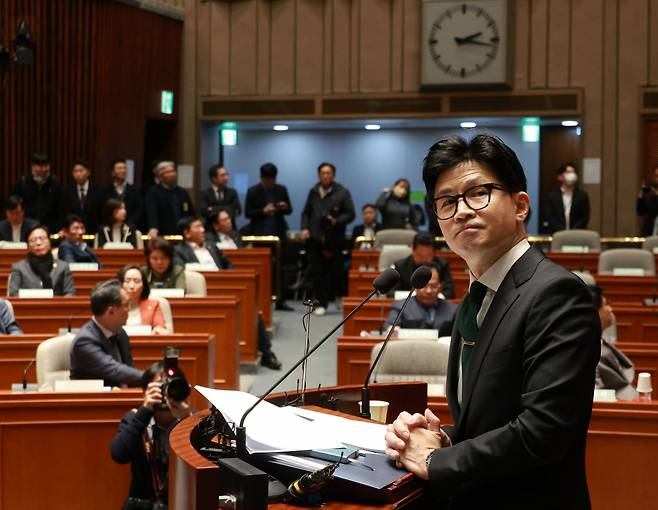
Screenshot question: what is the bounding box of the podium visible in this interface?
[169,382,430,510]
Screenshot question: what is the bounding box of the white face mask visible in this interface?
[563,172,578,186]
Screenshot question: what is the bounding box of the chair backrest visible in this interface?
[378,245,412,271]
[373,229,417,250]
[370,339,450,385]
[184,270,207,296]
[36,333,75,386]
[642,236,658,253]
[597,248,656,276]
[135,230,144,250]
[550,229,601,252]
[154,296,174,333]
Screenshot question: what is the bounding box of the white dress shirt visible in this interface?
[11,223,21,243]
[188,242,216,266]
[561,186,573,229]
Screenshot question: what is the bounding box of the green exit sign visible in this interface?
[161,90,174,115]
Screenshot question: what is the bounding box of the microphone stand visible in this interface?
[298,300,316,405]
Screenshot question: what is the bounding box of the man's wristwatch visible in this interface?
[425,450,435,470]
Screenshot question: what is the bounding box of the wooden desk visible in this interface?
[8,297,240,389]
[0,333,215,409]
[0,389,144,510]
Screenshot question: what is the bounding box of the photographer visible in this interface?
[637,164,658,236]
[111,361,191,509]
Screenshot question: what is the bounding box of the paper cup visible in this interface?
[359,400,389,423]
[637,372,653,393]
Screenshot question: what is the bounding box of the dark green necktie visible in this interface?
[457,281,488,385]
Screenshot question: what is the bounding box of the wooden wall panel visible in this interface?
[332,0,351,93]
[547,0,571,88]
[296,0,325,94]
[529,0,549,88]
[350,0,361,92]
[209,1,231,96]
[651,0,658,85]
[257,0,272,95]
[270,0,296,95]
[229,1,258,95]
[513,0,530,90]
[390,0,404,92]
[402,0,420,92]
[359,0,391,92]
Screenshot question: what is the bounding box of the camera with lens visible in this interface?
[643,183,658,193]
[159,346,190,408]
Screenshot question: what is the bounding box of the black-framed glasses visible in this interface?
[432,183,510,220]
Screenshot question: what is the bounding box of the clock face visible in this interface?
[421,0,509,87]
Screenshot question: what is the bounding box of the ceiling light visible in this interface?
[273,125,289,131]
[561,120,579,127]
[365,124,381,130]
[460,121,477,129]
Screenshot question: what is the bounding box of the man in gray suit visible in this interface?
[385,135,600,509]
[70,279,143,387]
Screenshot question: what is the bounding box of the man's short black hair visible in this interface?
[412,232,435,249]
[177,215,202,234]
[26,224,49,240]
[556,162,577,175]
[422,135,527,199]
[73,158,90,170]
[140,361,164,389]
[210,206,231,225]
[110,158,126,169]
[260,162,278,178]
[117,264,150,300]
[90,279,122,316]
[4,195,23,212]
[145,236,174,260]
[30,152,49,165]
[64,214,84,230]
[317,162,336,174]
[208,164,225,179]
[362,203,376,211]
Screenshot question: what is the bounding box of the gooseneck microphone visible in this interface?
[360,265,432,419]
[67,307,90,333]
[22,359,35,390]
[236,268,400,458]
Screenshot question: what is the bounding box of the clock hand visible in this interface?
[459,40,497,48]
[454,31,483,45]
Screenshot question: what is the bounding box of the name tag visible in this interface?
[397,328,439,340]
[592,388,617,402]
[0,241,27,249]
[612,267,645,277]
[149,288,185,298]
[69,262,99,271]
[123,325,152,336]
[185,263,218,272]
[18,289,54,298]
[561,245,589,253]
[54,379,104,392]
[103,242,133,250]
[394,290,416,300]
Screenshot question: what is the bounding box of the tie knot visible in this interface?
[469,281,488,307]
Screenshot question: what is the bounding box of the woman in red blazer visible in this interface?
[117,264,169,335]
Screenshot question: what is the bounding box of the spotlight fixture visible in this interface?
[561,120,579,127]
[273,125,289,131]
[364,124,381,130]
[460,121,477,129]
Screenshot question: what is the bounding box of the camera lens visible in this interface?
[166,377,190,402]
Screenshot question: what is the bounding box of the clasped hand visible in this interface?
[384,408,450,480]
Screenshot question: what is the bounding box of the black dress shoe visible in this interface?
[261,351,282,370]
[275,302,294,311]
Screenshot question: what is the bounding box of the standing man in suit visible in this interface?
[350,203,381,249]
[11,152,61,233]
[102,159,143,229]
[58,214,101,265]
[385,135,600,509]
[145,162,195,237]
[199,165,241,228]
[173,216,232,269]
[70,279,143,387]
[59,159,103,234]
[244,162,294,310]
[545,163,590,234]
[0,195,38,242]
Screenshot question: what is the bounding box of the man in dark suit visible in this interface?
[207,207,243,249]
[102,159,143,229]
[545,162,590,233]
[0,195,38,242]
[385,135,600,509]
[391,232,455,299]
[199,164,241,228]
[173,216,232,269]
[145,162,196,237]
[59,159,103,234]
[70,279,143,387]
[244,162,294,310]
[11,152,62,233]
[58,214,101,265]
[350,203,381,249]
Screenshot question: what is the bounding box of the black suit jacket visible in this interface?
[0,217,38,242]
[57,239,101,265]
[429,247,600,509]
[350,222,382,248]
[12,174,62,232]
[199,186,241,224]
[244,183,292,236]
[173,241,233,270]
[392,255,455,299]
[69,320,143,387]
[145,184,196,235]
[59,181,104,234]
[546,188,590,233]
[206,229,243,248]
[102,182,143,229]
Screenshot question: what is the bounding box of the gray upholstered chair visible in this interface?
[370,339,450,386]
[377,244,412,271]
[550,229,601,252]
[373,229,417,250]
[154,296,174,333]
[597,248,656,276]
[184,270,207,296]
[642,236,658,253]
[36,333,75,387]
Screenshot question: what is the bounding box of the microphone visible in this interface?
[22,359,35,390]
[360,265,432,419]
[286,462,339,499]
[67,307,90,333]
[236,268,400,458]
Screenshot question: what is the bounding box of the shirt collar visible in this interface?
[92,317,115,339]
[470,238,531,292]
[78,180,89,193]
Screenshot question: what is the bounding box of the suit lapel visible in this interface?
[446,297,466,418]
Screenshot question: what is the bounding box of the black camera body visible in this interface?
[160,346,190,405]
[643,183,658,193]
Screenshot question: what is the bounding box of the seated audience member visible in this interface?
[69,279,143,386]
[8,225,76,296]
[207,207,243,249]
[118,265,169,335]
[0,195,38,243]
[145,237,186,290]
[59,159,103,234]
[376,178,421,230]
[173,216,232,268]
[111,362,190,507]
[58,214,101,265]
[384,262,456,336]
[588,284,638,400]
[0,298,23,335]
[97,198,140,248]
[351,203,381,249]
[390,232,454,299]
